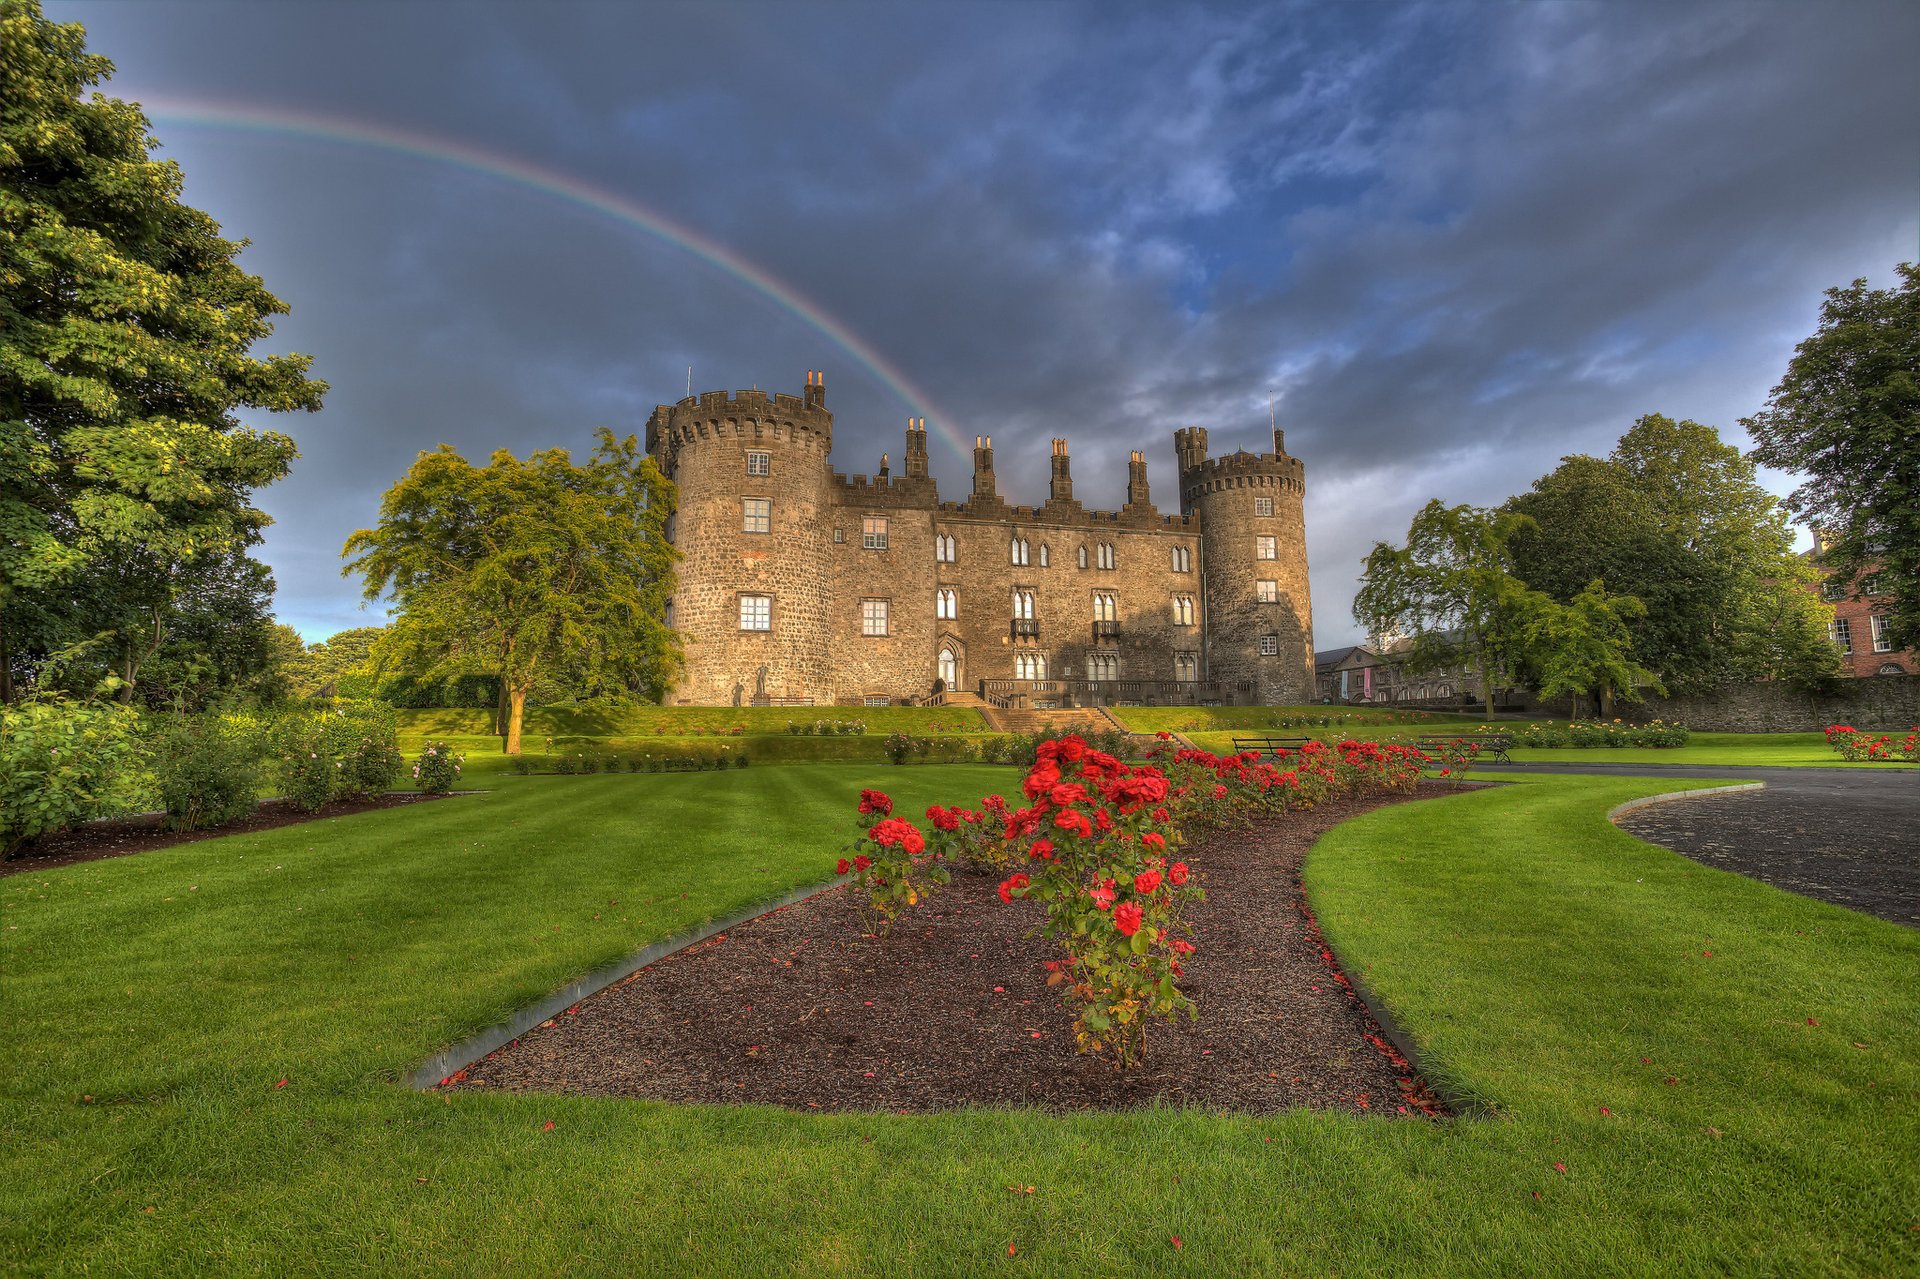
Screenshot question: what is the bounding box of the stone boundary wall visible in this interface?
[1534,676,1920,732]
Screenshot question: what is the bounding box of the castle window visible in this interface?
[1087,652,1119,681]
[937,588,957,620]
[1175,652,1197,682]
[1092,592,1117,622]
[862,598,890,637]
[1011,535,1030,566]
[833,527,845,543]
[1096,543,1116,570]
[1078,545,1089,569]
[1256,579,1279,603]
[746,450,771,477]
[740,594,772,632]
[743,498,771,534]
[1256,535,1278,560]
[863,515,889,550]
[1259,634,1279,656]
[1254,496,1274,517]
[864,694,890,708]
[1015,652,1047,680]
[1830,617,1852,653]
[1039,544,1050,568]
[1172,595,1195,626]
[1012,589,1035,620]
[935,533,957,563]
[1171,546,1191,573]
[1872,615,1892,653]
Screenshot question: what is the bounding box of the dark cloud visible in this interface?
[51,0,1920,645]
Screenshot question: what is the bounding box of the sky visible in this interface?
[50,0,1920,648]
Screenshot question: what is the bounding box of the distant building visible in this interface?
[646,374,1316,707]
[1314,637,1501,707]
[1811,546,1912,677]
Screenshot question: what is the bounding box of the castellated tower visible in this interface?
[645,372,835,705]
[1176,424,1315,703]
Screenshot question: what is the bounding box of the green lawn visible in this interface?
[1110,705,1486,735]
[5,768,1916,1274]
[1179,728,1916,770]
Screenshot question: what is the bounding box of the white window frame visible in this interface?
[746,450,771,477]
[1096,542,1116,570]
[1092,592,1117,622]
[861,598,890,637]
[1015,652,1048,680]
[936,588,957,620]
[1172,595,1195,626]
[1871,615,1891,653]
[1256,579,1279,603]
[1012,588,1035,621]
[1171,545,1191,573]
[935,533,956,563]
[1011,535,1030,566]
[1256,535,1278,560]
[1254,495,1274,517]
[1087,652,1119,681]
[862,515,888,550]
[1039,544,1050,568]
[740,594,771,631]
[742,498,771,534]
[1258,633,1279,656]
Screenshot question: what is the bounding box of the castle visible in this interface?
[645,374,1313,708]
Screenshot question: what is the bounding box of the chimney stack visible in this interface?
[804,369,826,409]
[1126,449,1152,509]
[1048,438,1074,504]
[904,417,929,479]
[971,434,996,501]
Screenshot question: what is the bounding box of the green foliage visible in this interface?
[1746,262,1920,653]
[268,701,402,811]
[1353,501,1540,720]
[410,741,464,795]
[1490,719,1691,749]
[1521,579,1659,717]
[0,2,325,704]
[147,713,261,832]
[342,432,678,754]
[784,718,868,735]
[0,698,148,855]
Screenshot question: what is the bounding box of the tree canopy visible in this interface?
[0,0,326,702]
[342,431,679,753]
[1745,262,1920,652]
[1353,501,1539,721]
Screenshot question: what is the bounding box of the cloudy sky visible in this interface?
[53,0,1920,647]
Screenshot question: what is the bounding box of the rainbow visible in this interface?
[140,97,971,458]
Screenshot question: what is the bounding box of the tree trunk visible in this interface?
[505,685,528,756]
[1599,683,1615,719]
[1478,657,1495,722]
[494,676,509,741]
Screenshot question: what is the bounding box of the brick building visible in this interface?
[1815,558,1913,677]
[645,374,1314,707]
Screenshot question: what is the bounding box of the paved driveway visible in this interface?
[1477,764,1919,928]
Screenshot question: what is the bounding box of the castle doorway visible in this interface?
[938,644,960,691]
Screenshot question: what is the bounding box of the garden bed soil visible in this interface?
[1,792,460,877]
[453,786,1462,1116]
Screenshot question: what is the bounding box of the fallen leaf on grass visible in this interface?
[274,1078,288,1090]
[1005,1185,1035,1195]
[1170,1235,1183,1249]
[1553,1162,1567,1174]
[1007,1241,1017,1257]
[542,1120,555,1131]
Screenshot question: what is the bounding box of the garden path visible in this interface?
[1481,763,1918,927]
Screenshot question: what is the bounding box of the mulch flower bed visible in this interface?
[1,792,460,877]
[453,788,1452,1116]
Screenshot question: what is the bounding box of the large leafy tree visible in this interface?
[1507,416,1837,692]
[1744,262,1920,651]
[1522,579,1657,719]
[343,431,679,754]
[1353,501,1539,721]
[0,1,325,701]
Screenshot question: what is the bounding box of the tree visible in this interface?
[1522,579,1658,718]
[1507,416,1838,692]
[342,431,678,754]
[1353,501,1539,721]
[0,1,325,702]
[1744,262,1920,652]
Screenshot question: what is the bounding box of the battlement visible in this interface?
[830,472,938,509]
[647,378,834,463]
[933,500,1197,533]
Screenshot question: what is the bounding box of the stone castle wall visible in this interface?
[1595,675,1920,733]
[650,380,1315,706]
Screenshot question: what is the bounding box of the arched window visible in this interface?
[1077,544,1089,569]
[1012,589,1035,620]
[1011,535,1029,566]
[936,588,957,620]
[1038,544,1050,567]
[935,533,957,563]
[1096,542,1116,569]
[1015,652,1048,680]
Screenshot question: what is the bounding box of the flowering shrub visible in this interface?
[269,701,403,811]
[412,741,465,794]
[785,719,868,735]
[835,789,950,931]
[1825,725,1920,762]
[1413,736,1481,778]
[0,700,151,857]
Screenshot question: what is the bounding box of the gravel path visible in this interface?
[1482,763,1919,928]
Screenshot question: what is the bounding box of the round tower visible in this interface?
[1177,424,1314,705]
[646,373,835,704]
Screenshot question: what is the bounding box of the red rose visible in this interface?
[1169,862,1189,886]
[1059,736,1087,762]
[1090,883,1115,911]
[836,858,851,875]
[853,854,871,872]
[858,789,893,816]
[1028,838,1055,861]
[1049,782,1089,808]
[1211,784,1228,799]
[1113,901,1144,936]
[1142,831,1165,850]
[1134,870,1162,895]
[904,829,925,855]
[1153,807,1171,823]
[1171,938,1195,955]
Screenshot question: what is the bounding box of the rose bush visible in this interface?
[1825,724,1919,762]
[834,789,950,932]
[412,741,465,794]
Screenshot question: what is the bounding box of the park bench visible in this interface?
[1230,735,1311,757]
[1416,733,1512,764]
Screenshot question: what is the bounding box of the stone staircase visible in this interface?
[980,705,1125,737]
